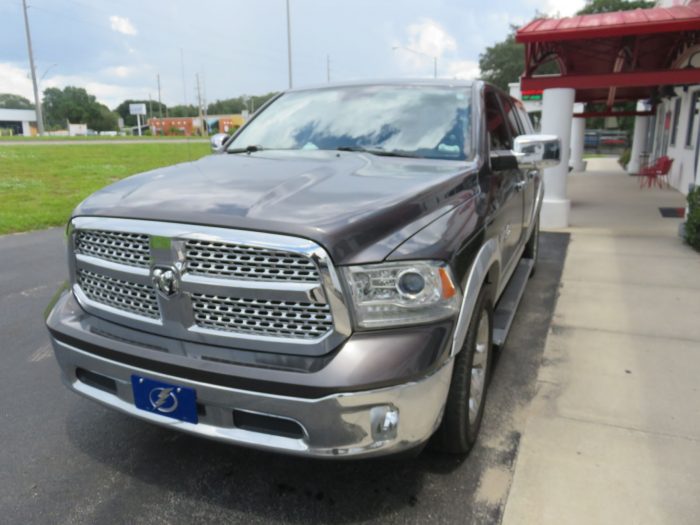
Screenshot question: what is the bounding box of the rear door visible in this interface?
[509,98,540,234]
[485,89,524,269]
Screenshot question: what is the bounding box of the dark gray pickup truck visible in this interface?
[46,80,559,458]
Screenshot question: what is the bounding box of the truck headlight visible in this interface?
[341,261,461,329]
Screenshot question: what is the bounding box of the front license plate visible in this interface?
[131,375,198,424]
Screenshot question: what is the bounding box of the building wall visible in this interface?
[648,87,700,194]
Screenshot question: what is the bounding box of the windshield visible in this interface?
[228,85,472,160]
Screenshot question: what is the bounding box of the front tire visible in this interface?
[432,285,493,454]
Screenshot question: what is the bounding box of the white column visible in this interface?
[570,103,586,172]
[627,106,650,174]
[21,120,31,137]
[540,88,575,229]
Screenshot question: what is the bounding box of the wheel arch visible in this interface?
[450,238,500,357]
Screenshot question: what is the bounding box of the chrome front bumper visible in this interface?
[51,337,454,458]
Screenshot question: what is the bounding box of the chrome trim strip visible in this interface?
[69,217,352,356]
[75,254,151,285]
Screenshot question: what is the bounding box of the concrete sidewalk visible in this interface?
[502,158,700,524]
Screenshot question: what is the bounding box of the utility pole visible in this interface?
[326,54,331,83]
[21,0,44,135]
[180,48,187,106]
[156,73,163,119]
[195,73,205,136]
[286,0,293,89]
[156,74,163,134]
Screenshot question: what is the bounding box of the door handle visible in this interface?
[526,169,538,180]
[515,180,527,192]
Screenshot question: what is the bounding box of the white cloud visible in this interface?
[43,74,149,108]
[445,60,480,80]
[525,0,586,17]
[0,63,34,100]
[0,62,149,109]
[104,66,133,78]
[393,18,479,80]
[109,15,137,36]
[405,18,458,59]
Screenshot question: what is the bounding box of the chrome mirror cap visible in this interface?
[210,133,230,152]
[513,134,560,169]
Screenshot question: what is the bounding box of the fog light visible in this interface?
[370,406,399,441]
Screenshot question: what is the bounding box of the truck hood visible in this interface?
[74,150,478,264]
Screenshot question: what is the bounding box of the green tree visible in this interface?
[0,93,34,109]
[42,86,117,131]
[115,99,167,127]
[207,98,245,115]
[168,104,198,117]
[207,92,278,115]
[577,0,653,15]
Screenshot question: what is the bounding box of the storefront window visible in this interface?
[685,91,700,147]
[670,97,681,146]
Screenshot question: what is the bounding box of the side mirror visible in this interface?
[513,134,560,169]
[210,133,230,152]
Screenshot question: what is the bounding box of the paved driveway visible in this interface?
[0,228,567,524]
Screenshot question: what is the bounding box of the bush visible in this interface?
[685,186,700,251]
[618,148,630,169]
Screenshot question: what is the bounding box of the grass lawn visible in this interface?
[0,142,210,235]
[0,135,206,141]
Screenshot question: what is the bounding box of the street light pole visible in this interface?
[392,45,438,79]
[286,0,293,89]
[21,0,44,135]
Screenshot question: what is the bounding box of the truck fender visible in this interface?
[450,238,500,356]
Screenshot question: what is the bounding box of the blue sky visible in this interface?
[0,0,584,109]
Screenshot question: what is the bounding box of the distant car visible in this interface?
[600,136,627,147]
[46,80,560,458]
[584,131,599,148]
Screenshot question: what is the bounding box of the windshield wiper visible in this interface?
[335,146,420,158]
[227,144,265,154]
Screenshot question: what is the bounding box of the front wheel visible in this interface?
[432,285,493,454]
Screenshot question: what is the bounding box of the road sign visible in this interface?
[129,103,147,116]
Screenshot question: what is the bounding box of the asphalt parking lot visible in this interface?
[0,228,568,525]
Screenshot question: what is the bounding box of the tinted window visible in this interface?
[229,85,472,160]
[485,91,511,150]
[685,91,700,147]
[499,94,523,138]
[670,97,681,146]
[516,105,534,134]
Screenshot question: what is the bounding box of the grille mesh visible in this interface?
[75,230,150,268]
[78,269,160,319]
[191,293,332,339]
[185,240,319,282]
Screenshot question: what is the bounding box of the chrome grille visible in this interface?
[77,269,160,319]
[185,240,319,282]
[191,293,333,339]
[69,218,349,354]
[75,230,150,268]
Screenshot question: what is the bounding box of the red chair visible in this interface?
[639,156,673,189]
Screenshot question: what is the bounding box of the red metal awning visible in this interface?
[516,5,700,104]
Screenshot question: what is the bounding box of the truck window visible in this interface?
[485,91,511,151]
[499,93,524,139]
